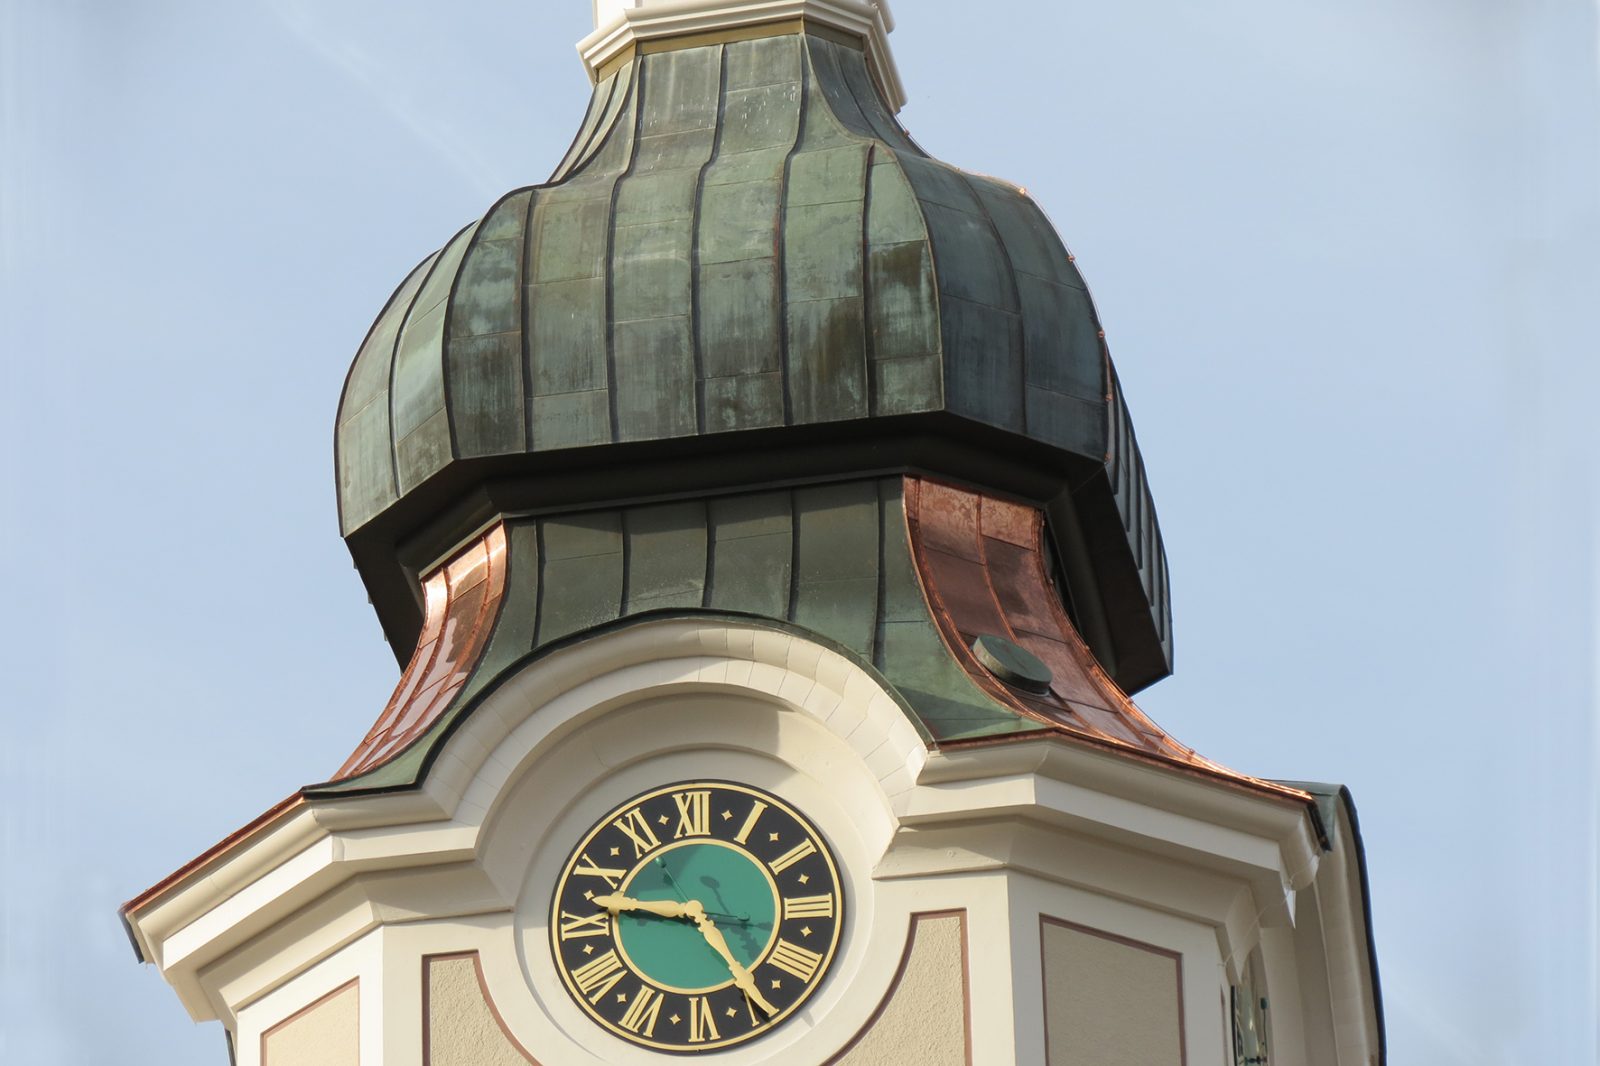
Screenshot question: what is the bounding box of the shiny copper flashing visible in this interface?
[332,525,508,781]
[904,477,1303,800]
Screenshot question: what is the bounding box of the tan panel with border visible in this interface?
[829,911,970,1066]
[1042,917,1184,1066]
[262,981,359,1066]
[425,954,539,1066]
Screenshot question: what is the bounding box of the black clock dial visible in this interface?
[550,781,843,1053]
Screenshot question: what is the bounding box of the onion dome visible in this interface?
[335,11,1171,692]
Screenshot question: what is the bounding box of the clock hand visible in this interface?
[683,901,778,1017]
[591,894,693,920]
[654,857,691,904]
[593,891,749,926]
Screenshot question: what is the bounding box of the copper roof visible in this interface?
[331,525,507,781]
[904,477,1297,796]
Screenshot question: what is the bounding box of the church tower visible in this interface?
[123,4,1385,1063]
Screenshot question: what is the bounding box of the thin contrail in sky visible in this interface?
[262,0,507,202]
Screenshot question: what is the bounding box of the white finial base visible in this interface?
[580,0,904,112]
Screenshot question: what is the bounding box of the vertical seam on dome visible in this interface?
[776,42,813,425]
[604,59,651,443]
[442,197,517,463]
[519,186,540,453]
[531,518,548,648]
[700,498,716,610]
[861,143,879,417]
[951,173,1027,433]
[689,45,731,437]
[786,488,801,623]
[619,507,633,617]
[817,34,921,158]
[386,239,460,501]
[334,256,432,535]
[551,70,619,184]
[872,478,889,671]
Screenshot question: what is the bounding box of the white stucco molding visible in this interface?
[126,619,928,1022]
[579,0,906,112]
[891,739,1325,933]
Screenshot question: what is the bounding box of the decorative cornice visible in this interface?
[579,0,906,112]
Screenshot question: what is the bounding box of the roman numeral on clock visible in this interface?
[687,995,721,1043]
[768,939,824,983]
[558,910,611,940]
[612,806,662,858]
[673,790,712,838]
[571,950,626,1003]
[618,984,663,1037]
[733,800,768,844]
[769,838,816,874]
[782,894,834,920]
[572,852,627,889]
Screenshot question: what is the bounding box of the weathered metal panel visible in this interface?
[612,218,694,323]
[803,36,876,143]
[720,84,803,155]
[970,178,1078,288]
[449,333,526,459]
[623,501,710,614]
[1025,385,1106,458]
[699,182,782,264]
[395,408,453,497]
[529,389,612,452]
[537,513,625,644]
[787,144,869,207]
[940,295,1024,431]
[463,520,540,698]
[702,370,785,434]
[394,224,478,493]
[786,297,868,423]
[1016,274,1104,402]
[450,191,532,459]
[698,258,781,376]
[829,37,921,154]
[871,356,942,418]
[706,491,793,618]
[336,397,399,534]
[642,47,722,135]
[784,184,867,423]
[791,481,880,656]
[912,198,1015,309]
[550,65,632,183]
[613,316,697,440]
[724,34,802,91]
[866,241,939,361]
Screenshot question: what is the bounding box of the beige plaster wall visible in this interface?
[832,912,969,1066]
[262,981,359,1066]
[1042,919,1183,1066]
[427,954,537,1066]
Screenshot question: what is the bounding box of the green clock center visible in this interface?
[614,839,779,992]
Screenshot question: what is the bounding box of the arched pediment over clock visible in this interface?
[405,615,957,1064]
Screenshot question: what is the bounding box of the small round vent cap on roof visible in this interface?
[971,634,1053,694]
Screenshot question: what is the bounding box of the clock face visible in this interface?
[549,781,844,1053]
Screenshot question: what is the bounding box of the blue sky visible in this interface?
[2,1,1595,1062]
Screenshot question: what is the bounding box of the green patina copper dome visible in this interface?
[335,26,1171,692]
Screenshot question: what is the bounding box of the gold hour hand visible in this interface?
[591,894,691,920]
[685,902,778,1017]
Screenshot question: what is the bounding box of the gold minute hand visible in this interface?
[591,894,692,920]
[685,901,778,1017]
